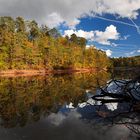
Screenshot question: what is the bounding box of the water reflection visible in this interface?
[0,103,138,140]
[0,71,140,140]
[0,71,110,128]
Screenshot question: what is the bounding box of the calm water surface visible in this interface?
[0,70,140,140]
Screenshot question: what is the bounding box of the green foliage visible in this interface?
[15,17,26,33]
[0,16,111,70]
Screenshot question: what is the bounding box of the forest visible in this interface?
[111,56,140,68]
[0,16,111,71]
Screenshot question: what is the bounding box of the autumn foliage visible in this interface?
[0,16,111,70]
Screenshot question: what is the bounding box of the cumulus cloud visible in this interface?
[94,25,120,45]
[45,12,64,28]
[66,19,81,29]
[0,0,140,28]
[64,25,120,46]
[137,49,140,53]
[64,29,94,40]
[106,49,112,57]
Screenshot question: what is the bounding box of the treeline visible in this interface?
[0,16,110,70]
[111,56,140,67]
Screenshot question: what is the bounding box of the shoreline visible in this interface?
[113,67,140,70]
[0,68,103,77]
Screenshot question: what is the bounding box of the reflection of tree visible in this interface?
[0,71,110,128]
[88,77,140,135]
[112,68,140,80]
[91,77,140,104]
[113,113,140,135]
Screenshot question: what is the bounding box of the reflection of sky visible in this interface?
[0,99,138,140]
[106,102,118,111]
[65,99,118,111]
[0,109,137,140]
[64,78,140,112]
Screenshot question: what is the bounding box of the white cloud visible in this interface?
[86,45,91,48]
[125,50,136,56]
[64,29,94,40]
[1,0,140,28]
[86,45,97,49]
[66,18,81,29]
[94,25,120,45]
[125,49,140,56]
[64,25,120,46]
[125,51,136,57]
[112,43,137,47]
[106,49,112,57]
[120,35,130,40]
[45,12,64,28]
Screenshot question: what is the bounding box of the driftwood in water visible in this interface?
[88,76,140,135]
[92,76,140,105]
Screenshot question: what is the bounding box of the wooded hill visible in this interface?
[0,16,111,71]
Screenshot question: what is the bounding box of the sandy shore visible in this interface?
[0,68,100,77]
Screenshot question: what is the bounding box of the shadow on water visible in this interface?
[0,70,140,140]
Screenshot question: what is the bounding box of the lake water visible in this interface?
[0,70,140,140]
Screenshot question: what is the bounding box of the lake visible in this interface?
[0,70,140,140]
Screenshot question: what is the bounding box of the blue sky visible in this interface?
[60,14,140,57]
[1,0,140,57]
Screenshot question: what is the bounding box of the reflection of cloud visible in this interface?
[47,111,81,126]
[47,113,66,126]
[78,102,87,108]
[0,106,137,140]
[45,109,133,140]
[66,102,75,109]
[106,102,118,111]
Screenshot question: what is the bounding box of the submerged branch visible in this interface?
[91,76,140,105]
